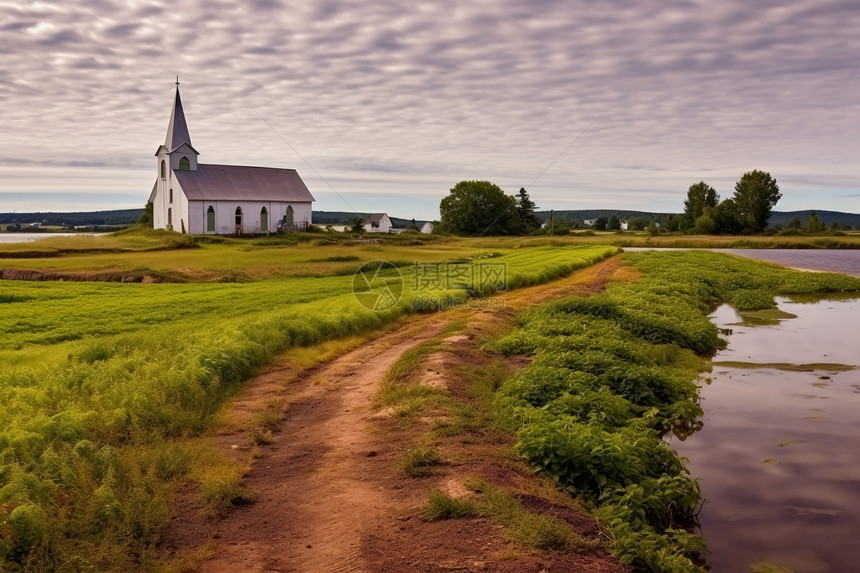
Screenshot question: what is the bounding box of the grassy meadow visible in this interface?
[0,231,615,571]
[493,250,860,572]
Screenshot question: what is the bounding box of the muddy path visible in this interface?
[160,257,628,573]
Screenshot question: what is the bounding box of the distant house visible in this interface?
[363,213,392,233]
[148,81,314,235]
[419,222,434,234]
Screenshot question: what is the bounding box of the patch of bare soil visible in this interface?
[159,256,628,573]
[0,267,179,282]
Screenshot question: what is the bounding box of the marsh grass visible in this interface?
[713,361,855,372]
[0,243,615,569]
[492,250,860,571]
[400,447,442,477]
[423,479,590,551]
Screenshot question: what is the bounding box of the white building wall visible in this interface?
[193,201,313,234]
[364,215,392,233]
[169,145,198,171]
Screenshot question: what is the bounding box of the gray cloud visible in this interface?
[1,0,859,216]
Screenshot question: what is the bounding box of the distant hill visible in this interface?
[0,209,145,227]
[312,211,428,228]
[536,210,673,223]
[0,209,429,230]
[767,210,860,228]
[537,209,860,229]
[4,207,854,231]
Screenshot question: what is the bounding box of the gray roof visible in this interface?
[164,86,194,153]
[174,163,315,202]
[364,213,389,225]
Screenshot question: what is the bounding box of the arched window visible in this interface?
[160,159,166,179]
[179,156,190,171]
[235,207,243,235]
[260,206,269,233]
[286,205,294,228]
[206,206,215,232]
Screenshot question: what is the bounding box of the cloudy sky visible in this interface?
[1,0,859,219]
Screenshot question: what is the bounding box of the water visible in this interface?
[624,248,860,278]
[670,297,860,572]
[724,249,860,278]
[0,232,93,244]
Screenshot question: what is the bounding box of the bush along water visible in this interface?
[492,250,860,572]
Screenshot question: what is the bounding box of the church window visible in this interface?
[260,207,268,232]
[160,159,166,179]
[207,206,215,232]
[235,207,243,235]
[169,189,173,204]
[167,208,172,227]
[179,156,190,171]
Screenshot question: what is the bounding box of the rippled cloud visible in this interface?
[1,0,859,215]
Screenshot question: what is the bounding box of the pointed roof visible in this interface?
[164,84,195,153]
[363,213,389,225]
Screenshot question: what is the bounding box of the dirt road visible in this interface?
[161,257,628,573]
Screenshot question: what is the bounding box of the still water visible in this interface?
[724,249,860,278]
[623,248,860,278]
[0,232,91,243]
[670,297,860,572]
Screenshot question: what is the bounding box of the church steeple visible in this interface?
[164,78,193,152]
[155,78,198,172]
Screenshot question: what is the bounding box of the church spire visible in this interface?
[164,79,193,152]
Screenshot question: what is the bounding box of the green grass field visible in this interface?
[0,233,615,571]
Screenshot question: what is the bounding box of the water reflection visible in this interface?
[670,296,860,573]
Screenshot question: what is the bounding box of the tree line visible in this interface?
[436,170,847,237]
[675,170,782,234]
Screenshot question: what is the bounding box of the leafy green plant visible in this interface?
[493,251,860,572]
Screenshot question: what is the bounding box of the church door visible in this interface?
[260,207,268,233]
[207,206,215,233]
[235,207,243,235]
[286,205,294,229]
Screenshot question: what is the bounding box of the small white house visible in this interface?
[363,213,392,233]
[149,82,314,235]
[419,222,434,234]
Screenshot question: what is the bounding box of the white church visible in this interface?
[149,82,314,234]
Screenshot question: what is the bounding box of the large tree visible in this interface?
[138,202,153,227]
[683,182,718,230]
[732,170,781,233]
[607,215,621,230]
[515,187,541,233]
[805,211,825,234]
[713,198,743,235]
[439,180,518,236]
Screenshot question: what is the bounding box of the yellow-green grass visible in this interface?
[0,228,197,256]
[0,242,615,571]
